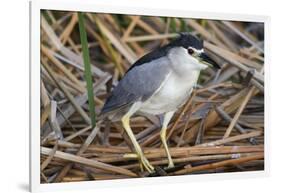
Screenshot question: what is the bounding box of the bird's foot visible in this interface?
[165,163,175,169]
[139,154,154,173]
[164,160,175,170]
[123,152,154,173]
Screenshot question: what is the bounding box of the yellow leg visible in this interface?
[122,115,154,173]
[160,111,175,169]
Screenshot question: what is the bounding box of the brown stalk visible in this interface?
[41,146,137,177]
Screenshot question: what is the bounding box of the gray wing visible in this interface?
[101,56,171,115]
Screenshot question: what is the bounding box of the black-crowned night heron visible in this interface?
[100,33,220,173]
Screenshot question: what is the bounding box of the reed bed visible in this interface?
[40,10,264,183]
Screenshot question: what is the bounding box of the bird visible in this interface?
[100,33,220,173]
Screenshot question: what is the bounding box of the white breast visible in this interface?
[139,69,200,115]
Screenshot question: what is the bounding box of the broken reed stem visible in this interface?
[215,106,257,144]
[41,147,137,177]
[199,130,262,147]
[222,21,264,53]
[41,45,85,93]
[51,142,263,157]
[182,88,251,144]
[124,33,177,42]
[122,16,140,40]
[78,12,96,128]
[174,153,264,175]
[103,145,263,162]
[166,90,196,140]
[205,42,264,83]
[41,141,58,170]
[177,102,194,147]
[64,125,92,142]
[54,124,101,182]
[123,153,262,170]
[94,16,137,63]
[223,86,257,138]
[41,62,91,125]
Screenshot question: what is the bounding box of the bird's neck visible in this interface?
[168,47,207,76]
[172,68,201,86]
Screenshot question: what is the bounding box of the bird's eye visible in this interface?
[187,48,194,55]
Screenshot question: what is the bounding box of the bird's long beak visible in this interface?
[199,52,221,69]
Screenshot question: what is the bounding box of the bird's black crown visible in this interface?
[169,32,203,50]
[125,33,204,73]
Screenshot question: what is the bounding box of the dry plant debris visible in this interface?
[40,10,264,183]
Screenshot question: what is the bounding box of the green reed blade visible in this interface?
[78,12,96,128]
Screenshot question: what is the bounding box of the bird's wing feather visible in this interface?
[101,56,171,115]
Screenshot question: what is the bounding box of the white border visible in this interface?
[30,0,270,192]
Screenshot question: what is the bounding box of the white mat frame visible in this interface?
[29,0,270,192]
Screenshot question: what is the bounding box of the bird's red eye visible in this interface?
[188,48,194,55]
